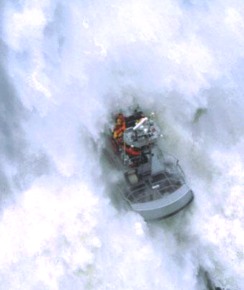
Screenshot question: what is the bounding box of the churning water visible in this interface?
[0,0,243,289]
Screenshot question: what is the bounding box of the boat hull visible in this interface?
[130,184,194,220]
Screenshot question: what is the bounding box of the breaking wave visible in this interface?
[0,0,243,289]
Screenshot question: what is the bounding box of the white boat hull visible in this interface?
[130,184,194,220]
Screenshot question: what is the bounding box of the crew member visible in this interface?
[113,113,126,139]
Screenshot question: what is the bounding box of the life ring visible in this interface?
[125,145,141,156]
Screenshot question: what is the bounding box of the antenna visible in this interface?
[133,117,148,130]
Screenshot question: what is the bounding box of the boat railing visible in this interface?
[125,170,184,204]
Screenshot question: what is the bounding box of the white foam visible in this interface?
[1,0,244,289]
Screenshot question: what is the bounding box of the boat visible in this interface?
[105,108,194,221]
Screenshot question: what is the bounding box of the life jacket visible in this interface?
[113,124,125,139]
[112,113,141,157]
[113,114,126,139]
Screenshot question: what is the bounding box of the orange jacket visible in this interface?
[113,123,126,139]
